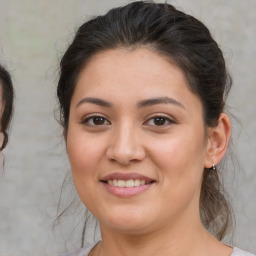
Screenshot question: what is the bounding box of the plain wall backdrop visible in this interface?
[0,0,255,255]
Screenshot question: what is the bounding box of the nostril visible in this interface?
[106,147,146,165]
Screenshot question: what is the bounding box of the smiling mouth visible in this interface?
[102,179,154,188]
[100,173,156,197]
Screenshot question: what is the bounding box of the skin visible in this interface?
[66,48,232,256]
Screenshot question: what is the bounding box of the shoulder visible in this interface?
[58,241,100,256]
[231,247,255,256]
[59,248,83,256]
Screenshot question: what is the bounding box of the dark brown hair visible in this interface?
[57,1,233,240]
[0,64,14,150]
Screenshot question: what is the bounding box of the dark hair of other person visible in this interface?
[0,64,14,150]
[57,1,232,241]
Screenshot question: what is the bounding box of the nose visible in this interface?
[106,122,146,165]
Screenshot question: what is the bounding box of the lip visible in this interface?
[100,172,156,198]
[102,182,155,197]
[101,172,155,182]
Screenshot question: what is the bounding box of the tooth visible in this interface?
[110,179,147,187]
[134,180,140,187]
[126,179,134,187]
[117,180,126,187]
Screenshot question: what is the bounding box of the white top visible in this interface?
[59,242,255,256]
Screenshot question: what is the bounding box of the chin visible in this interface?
[98,207,155,234]
[102,220,152,235]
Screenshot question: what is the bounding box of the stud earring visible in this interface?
[212,163,216,170]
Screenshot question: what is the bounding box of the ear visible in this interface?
[204,113,231,168]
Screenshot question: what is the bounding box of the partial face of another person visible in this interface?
[66,48,214,234]
[0,85,3,149]
[0,66,14,152]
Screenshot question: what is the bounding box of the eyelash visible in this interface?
[143,115,175,127]
[81,114,175,127]
[82,115,111,126]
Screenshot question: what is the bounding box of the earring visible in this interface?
[212,163,216,170]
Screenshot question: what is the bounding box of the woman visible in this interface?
[57,1,254,256]
[0,63,13,151]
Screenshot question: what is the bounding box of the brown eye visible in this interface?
[153,117,166,126]
[144,115,174,127]
[82,115,110,126]
[92,117,105,125]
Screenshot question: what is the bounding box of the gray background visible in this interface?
[0,0,255,255]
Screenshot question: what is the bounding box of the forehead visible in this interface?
[71,48,202,112]
[77,48,187,91]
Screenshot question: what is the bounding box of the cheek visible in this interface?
[66,130,105,184]
[150,138,206,215]
[149,131,206,192]
[66,130,106,213]
[151,135,205,169]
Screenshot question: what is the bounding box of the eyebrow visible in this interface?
[76,96,185,109]
[137,97,185,109]
[76,97,112,108]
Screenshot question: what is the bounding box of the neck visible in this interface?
[95,196,233,256]
[99,215,216,256]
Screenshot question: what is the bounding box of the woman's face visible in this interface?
[67,48,212,234]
